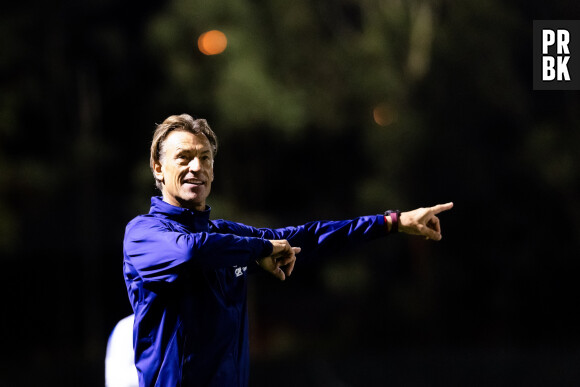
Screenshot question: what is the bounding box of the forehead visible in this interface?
[164,130,211,152]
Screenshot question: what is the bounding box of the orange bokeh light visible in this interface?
[198,30,228,55]
[373,102,397,127]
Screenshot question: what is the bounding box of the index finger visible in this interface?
[430,202,454,215]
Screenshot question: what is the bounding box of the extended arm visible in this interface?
[213,202,453,278]
[236,215,389,264]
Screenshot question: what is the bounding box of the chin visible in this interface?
[181,195,206,209]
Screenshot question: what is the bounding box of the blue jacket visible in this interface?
[123,196,389,386]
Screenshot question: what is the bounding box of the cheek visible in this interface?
[166,167,184,186]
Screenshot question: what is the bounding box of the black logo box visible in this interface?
[533,20,580,90]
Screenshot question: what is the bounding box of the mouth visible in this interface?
[183,179,205,186]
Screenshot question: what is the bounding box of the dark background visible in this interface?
[1,0,580,386]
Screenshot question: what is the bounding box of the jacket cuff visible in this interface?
[260,239,273,258]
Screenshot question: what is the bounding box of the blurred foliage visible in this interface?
[143,0,446,221]
[1,0,580,385]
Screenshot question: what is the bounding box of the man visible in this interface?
[123,113,453,386]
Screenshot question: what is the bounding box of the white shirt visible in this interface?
[105,315,138,387]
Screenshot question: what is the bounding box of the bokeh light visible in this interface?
[198,30,228,55]
[373,102,398,127]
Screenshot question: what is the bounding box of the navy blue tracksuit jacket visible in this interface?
[123,196,390,386]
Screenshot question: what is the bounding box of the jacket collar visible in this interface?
[149,196,211,231]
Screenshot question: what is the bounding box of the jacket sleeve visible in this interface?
[220,215,388,264]
[123,217,273,283]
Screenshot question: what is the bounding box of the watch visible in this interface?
[384,210,401,233]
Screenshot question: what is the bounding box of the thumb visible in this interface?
[273,266,286,281]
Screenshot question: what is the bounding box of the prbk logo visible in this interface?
[533,20,580,90]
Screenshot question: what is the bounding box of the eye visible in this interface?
[176,154,189,163]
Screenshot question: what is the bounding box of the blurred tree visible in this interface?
[143,0,441,221]
[1,0,580,385]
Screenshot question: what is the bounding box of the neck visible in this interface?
[161,195,205,212]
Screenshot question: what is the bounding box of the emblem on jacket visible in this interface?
[234,266,247,277]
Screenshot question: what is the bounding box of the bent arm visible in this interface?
[123,219,272,282]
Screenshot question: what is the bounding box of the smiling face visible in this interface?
[153,130,214,211]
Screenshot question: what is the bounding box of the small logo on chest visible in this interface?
[234,266,247,277]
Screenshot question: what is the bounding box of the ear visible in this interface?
[153,162,164,183]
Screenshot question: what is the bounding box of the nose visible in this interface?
[189,157,201,172]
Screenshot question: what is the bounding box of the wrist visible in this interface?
[261,239,274,258]
[384,210,400,233]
